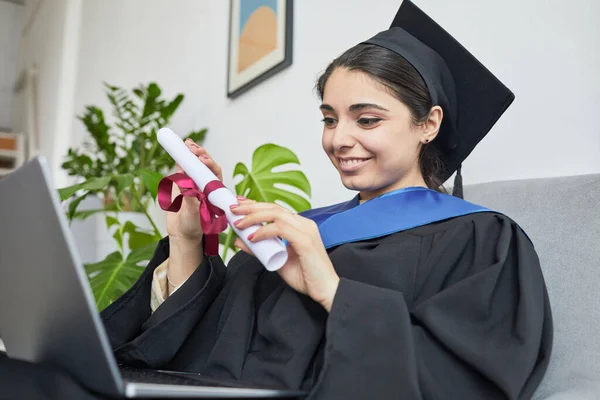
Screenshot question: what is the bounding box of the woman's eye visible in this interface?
[321,117,337,127]
[358,118,382,127]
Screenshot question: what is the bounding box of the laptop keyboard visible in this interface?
[119,365,271,389]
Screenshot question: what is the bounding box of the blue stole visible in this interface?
[299,187,494,249]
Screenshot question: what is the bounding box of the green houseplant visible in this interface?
[60,82,207,219]
[59,82,207,310]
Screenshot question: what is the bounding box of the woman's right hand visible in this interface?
[165,139,224,242]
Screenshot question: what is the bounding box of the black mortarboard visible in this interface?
[362,0,515,197]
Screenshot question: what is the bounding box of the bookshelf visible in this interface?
[0,131,25,178]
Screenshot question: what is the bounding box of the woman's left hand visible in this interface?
[231,199,340,312]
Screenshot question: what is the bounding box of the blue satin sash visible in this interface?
[300,187,494,249]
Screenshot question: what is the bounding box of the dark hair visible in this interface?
[316,44,446,191]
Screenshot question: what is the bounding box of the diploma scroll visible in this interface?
[157,128,288,271]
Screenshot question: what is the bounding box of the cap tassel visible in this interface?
[452,165,463,199]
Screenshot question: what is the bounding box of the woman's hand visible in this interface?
[165,139,223,242]
[165,139,223,288]
[231,200,340,312]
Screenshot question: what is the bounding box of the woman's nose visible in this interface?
[331,124,356,151]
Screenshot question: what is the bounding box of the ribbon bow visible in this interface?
[157,172,228,256]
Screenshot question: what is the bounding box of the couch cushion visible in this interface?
[463,174,600,399]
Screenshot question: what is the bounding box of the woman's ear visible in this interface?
[422,106,443,143]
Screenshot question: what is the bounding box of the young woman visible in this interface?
[100,2,553,399]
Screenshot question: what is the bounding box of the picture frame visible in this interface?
[227,0,294,98]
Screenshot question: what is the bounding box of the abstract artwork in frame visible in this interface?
[227,0,293,98]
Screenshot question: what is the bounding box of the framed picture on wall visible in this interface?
[227,0,293,98]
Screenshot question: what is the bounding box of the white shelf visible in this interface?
[0,132,25,176]
[0,168,15,176]
[0,149,19,158]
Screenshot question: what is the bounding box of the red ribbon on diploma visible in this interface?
[157,173,228,256]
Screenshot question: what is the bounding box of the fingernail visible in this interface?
[201,154,210,159]
[230,204,238,210]
[233,219,241,226]
[237,196,246,201]
[247,233,255,241]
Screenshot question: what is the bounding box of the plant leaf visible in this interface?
[59,176,111,201]
[219,228,239,257]
[85,249,150,310]
[127,242,159,265]
[233,144,312,212]
[132,88,144,99]
[121,221,158,250]
[186,129,208,145]
[142,83,162,120]
[70,203,118,221]
[113,173,134,195]
[106,215,120,229]
[252,145,300,176]
[77,106,116,161]
[255,170,311,197]
[160,94,184,123]
[66,193,89,222]
[265,187,311,211]
[128,230,158,250]
[58,183,85,200]
[81,176,112,191]
[113,228,124,252]
[73,209,106,220]
[137,169,163,200]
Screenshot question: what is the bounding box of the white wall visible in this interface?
[0,1,23,130]
[71,0,213,150]
[70,0,600,212]
[429,0,600,186]
[14,0,81,188]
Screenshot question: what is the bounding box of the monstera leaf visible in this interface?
[234,144,311,209]
[220,144,312,259]
[85,241,158,310]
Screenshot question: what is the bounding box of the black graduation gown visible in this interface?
[100,212,552,400]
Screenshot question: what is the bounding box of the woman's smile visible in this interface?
[337,157,372,172]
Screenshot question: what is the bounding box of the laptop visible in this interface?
[0,157,307,399]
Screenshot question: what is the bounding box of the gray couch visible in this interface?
[464,174,600,399]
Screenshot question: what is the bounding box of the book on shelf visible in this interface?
[0,132,25,178]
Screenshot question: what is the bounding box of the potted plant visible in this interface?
[59,82,207,310]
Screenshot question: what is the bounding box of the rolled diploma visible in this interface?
[157,128,288,271]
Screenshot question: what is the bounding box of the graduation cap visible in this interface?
[362,0,515,198]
